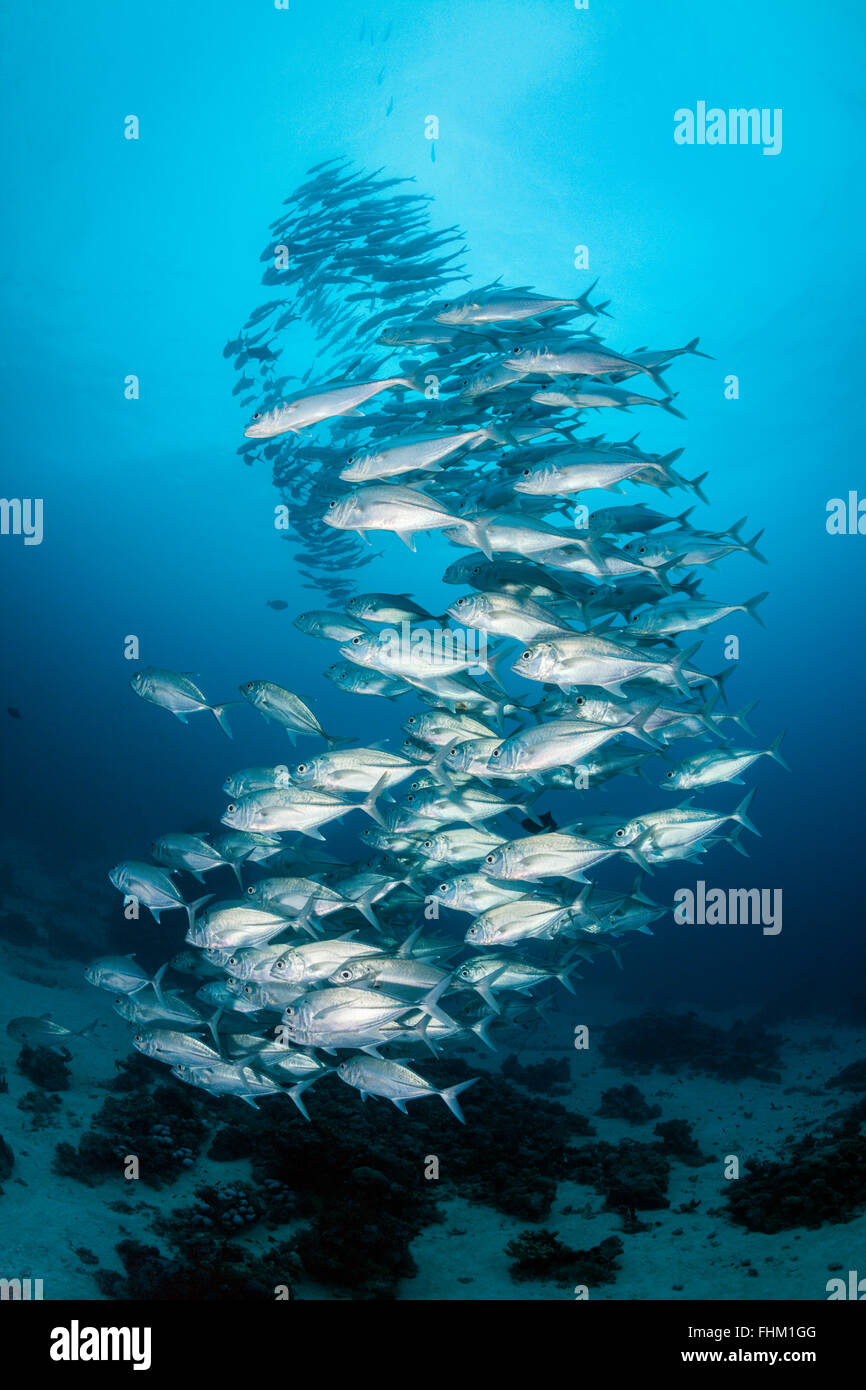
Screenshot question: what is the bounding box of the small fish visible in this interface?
[130,667,237,738]
[7,1014,101,1047]
[266,599,289,610]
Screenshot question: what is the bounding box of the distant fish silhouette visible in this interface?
[521,809,557,834]
[7,707,21,719]
[266,599,289,610]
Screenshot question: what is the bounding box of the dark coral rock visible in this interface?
[600,1010,783,1082]
[501,1052,571,1095]
[826,1060,866,1094]
[0,1133,13,1181]
[18,1089,63,1129]
[293,1201,418,1298]
[92,1237,291,1301]
[598,1083,662,1125]
[653,1119,711,1166]
[568,1137,670,1211]
[506,1228,623,1285]
[726,1137,866,1232]
[105,1053,164,1093]
[726,1096,866,1233]
[53,1081,208,1188]
[15,1044,71,1090]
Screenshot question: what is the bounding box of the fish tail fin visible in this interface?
[733,787,760,837]
[76,1018,105,1046]
[395,363,426,392]
[211,703,238,739]
[744,591,769,628]
[624,840,653,874]
[470,1014,498,1050]
[621,709,662,749]
[686,336,713,359]
[353,885,382,932]
[151,962,168,1008]
[428,745,457,789]
[643,364,670,393]
[669,641,701,699]
[484,643,514,695]
[768,730,790,771]
[732,699,759,735]
[439,1076,478,1124]
[420,973,457,1028]
[185,894,214,932]
[686,470,709,505]
[661,392,687,420]
[726,823,750,858]
[460,516,494,561]
[556,963,578,995]
[286,1079,315,1122]
[746,529,768,564]
[360,772,391,827]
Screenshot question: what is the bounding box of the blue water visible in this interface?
[1,0,864,1300]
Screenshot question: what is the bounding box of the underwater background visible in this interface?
[1,0,865,1301]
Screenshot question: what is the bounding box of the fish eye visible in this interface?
[252,412,261,421]
[485,854,495,864]
[328,500,338,510]
[490,748,501,758]
[575,695,585,705]
[296,763,306,773]
[407,716,416,725]
[423,840,433,849]
[407,794,415,803]
[666,771,675,778]
[638,546,646,554]
[521,651,531,660]
[439,883,448,892]
[352,636,361,644]
[227,803,237,813]
[274,959,286,972]
[284,1005,294,1016]
[246,886,255,896]
[244,984,254,996]
[338,969,352,980]
[456,597,466,606]
[615,828,625,838]
[522,469,532,478]
[513,347,523,356]
[442,302,451,310]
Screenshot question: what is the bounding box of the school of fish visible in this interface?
[89,160,788,1125]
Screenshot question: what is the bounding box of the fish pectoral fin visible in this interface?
[396,532,417,551]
